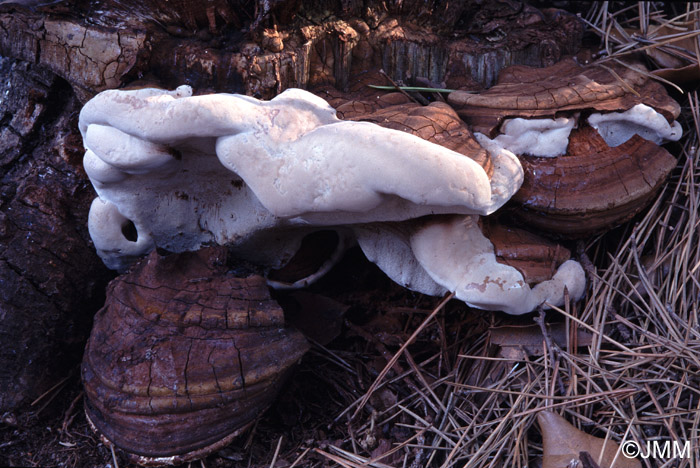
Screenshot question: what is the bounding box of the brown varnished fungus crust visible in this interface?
[81,247,309,465]
[320,77,568,284]
[482,219,571,285]
[448,58,680,236]
[511,126,677,236]
[312,71,413,118]
[315,77,575,280]
[351,101,494,177]
[314,73,493,176]
[448,58,681,137]
[334,92,412,120]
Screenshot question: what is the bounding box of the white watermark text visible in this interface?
[621,440,691,459]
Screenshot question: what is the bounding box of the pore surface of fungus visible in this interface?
[448,58,681,136]
[355,216,585,315]
[80,84,589,462]
[321,94,585,313]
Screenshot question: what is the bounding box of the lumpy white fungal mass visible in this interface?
[80,86,585,313]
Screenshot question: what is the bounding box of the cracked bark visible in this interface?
[0,0,583,102]
[0,58,111,411]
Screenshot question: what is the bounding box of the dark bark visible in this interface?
[0,58,111,411]
[0,0,583,101]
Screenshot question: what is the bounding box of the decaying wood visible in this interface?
[0,59,111,411]
[0,0,586,416]
[0,1,583,101]
[81,247,309,464]
[0,1,691,467]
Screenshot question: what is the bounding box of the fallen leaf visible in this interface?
[606,19,700,86]
[653,64,700,85]
[490,323,593,359]
[607,22,698,69]
[538,411,641,468]
[644,23,698,70]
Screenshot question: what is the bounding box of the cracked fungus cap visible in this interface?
[81,247,309,464]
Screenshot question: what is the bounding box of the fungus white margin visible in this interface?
[80,86,585,313]
[588,103,682,147]
[491,116,577,157]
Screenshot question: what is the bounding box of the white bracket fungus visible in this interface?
[489,116,577,157]
[484,103,681,160]
[356,216,585,315]
[588,103,682,147]
[80,85,584,314]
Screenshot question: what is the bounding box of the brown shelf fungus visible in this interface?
[347,100,494,176]
[79,84,588,461]
[480,218,573,286]
[81,247,309,465]
[448,59,681,236]
[321,95,584,313]
[512,126,677,235]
